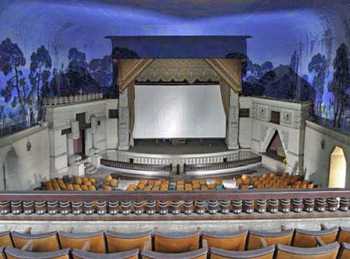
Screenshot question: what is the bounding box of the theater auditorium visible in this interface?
[0,0,350,258]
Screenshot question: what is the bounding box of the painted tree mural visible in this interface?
[29,46,52,122]
[51,48,102,96]
[329,43,350,128]
[308,53,328,113]
[0,38,29,123]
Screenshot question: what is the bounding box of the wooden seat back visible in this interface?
[338,227,350,243]
[202,230,247,251]
[210,245,275,259]
[4,247,70,259]
[247,229,294,250]
[338,242,350,259]
[141,247,207,259]
[12,231,60,252]
[275,242,339,259]
[154,231,200,253]
[0,232,13,247]
[71,248,139,259]
[58,231,106,253]
[105,231,152,252]
[292,227,338,248]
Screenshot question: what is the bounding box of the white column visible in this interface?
[118,90,130,150]
[226,90,240,150]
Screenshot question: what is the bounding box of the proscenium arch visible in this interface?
[328,146,347,188]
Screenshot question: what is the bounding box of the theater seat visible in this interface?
[209,245,275,259]
[153,231,200,253]
[247,229,294,250]
[105,231,152,252]
[12,231,60,252]
[58,231,106,253]
[337,227,350,243]
[71,248,139,259]
[292,227,338,248]
[338,242,350,259]
[275,242,339,259]
[4,247,70,259]
[0,248,5,259]
[0,231,13,247]
[141,246,208,259]
[202,229,247,251]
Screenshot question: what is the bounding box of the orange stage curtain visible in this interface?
[219,80,230,117]
[128,84,135,141]
[205,58,241,93]
[117,59,154,144]
[117,59,154,92]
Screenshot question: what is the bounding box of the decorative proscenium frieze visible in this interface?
[0,189,349,219]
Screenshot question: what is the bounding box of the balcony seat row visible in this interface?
[0,226,349,258]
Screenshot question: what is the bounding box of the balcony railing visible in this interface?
[0,188,348,220]
[44,93,104,106]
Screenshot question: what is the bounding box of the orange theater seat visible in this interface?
[0,248,5,259]
[12,231,60,252]
[58,231,106,253]
[337,227,350,243]
[142,249,207,259]
[202,230,247,251]
[210,245,275,259]
[153,231,200,253]
[338,242,350,259]
[0,232,13,247]
[292,227,338,248]
[4,247,70,259]
[275,242,339,259]
[71,248,139,259]
[105,231,152,252]
[247,229,294,250]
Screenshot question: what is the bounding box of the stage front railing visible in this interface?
[0,189,348,220]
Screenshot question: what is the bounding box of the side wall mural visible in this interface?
[0,0,350,133]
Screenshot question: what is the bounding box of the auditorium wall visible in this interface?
[304,121,350,188]
[47,99,118,176]
[0,126,50,190]
[239,97,310,174]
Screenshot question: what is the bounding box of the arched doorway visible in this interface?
[265,131,286,162]
[328,146,347,188]
[3,148,21,190]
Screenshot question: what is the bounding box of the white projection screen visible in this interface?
[134,84,226,139]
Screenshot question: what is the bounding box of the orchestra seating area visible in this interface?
[0,226,350,258]
[37,172,316,192]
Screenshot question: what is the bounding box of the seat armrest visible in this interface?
[143,238,152,251]
[315,236,326,247]
[259,237,268,248]
[81,240,91,251]
[201,239,208,249]
[21,240,33,251]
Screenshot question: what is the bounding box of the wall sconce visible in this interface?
[26,140,32,151]
[320,139,325,150]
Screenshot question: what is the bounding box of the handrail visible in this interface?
[185,156,262,171]
[0,188,348,219]
[0,188,348,201]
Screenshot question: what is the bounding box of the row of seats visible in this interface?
[236,173,316,190]
[0,225,350,258]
